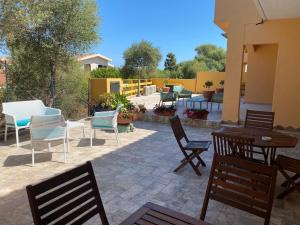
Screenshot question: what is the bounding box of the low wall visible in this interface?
[196,72,225,92]
[152,72,225,93]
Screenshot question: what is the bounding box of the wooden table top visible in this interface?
[216,127,298,148]
[119,202,213,225]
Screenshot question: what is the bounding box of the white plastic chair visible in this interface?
[2,100,61,147]
[30,115,68,167]
[90,105,123,147]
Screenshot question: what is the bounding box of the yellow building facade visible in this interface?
[215,0,300,129]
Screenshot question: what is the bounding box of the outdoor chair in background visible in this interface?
[173,85,193,105]
[200,154,277,225]
[30,114,68,167]
[212,132,265,164]
[26,161,212,225]
[275,155,300,199]
[90,105,122,147]
[159,91,177,106]
[170,115,211,176]
[245,109,275,163]
[2,100,61,147]
[245,109,275,130]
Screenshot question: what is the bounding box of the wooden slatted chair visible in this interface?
[170,115,211,176]
[26,161,213,225]
[275,155,300,199]
[26,161,110,225]
[212,132,265,163]
[245,110,275,163]
[245,110,275,130]
[200,154,277,225]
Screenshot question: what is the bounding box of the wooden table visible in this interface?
[120,202,213,225]
[217,127,298,164]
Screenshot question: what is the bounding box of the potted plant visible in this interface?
[183,109,209,120]
[153,104,176,116]
[216,80,225,93]
[118,108,134,125]
[90,93,113,115]
[203,80,215,102]
[162,79,170,92]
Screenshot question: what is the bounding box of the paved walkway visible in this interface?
[0,121,299,225]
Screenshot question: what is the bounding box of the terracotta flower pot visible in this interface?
[162,87,170,92]
[203,90,215,102]
[184,109,209,120]
[216,88,224,93]
[153,109,176,117]
[117,113,133,125]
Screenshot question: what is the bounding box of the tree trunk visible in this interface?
[136,70,141,97]
[49,61,56,107]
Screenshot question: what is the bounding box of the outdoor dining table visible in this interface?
[216,127,298,164]
[119,202,213,225]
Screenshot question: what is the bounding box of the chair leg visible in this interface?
[90,128,93,147]
[63,139,67,163]
[16,128,19,148]
[174,153,201,176]
[196,155,206,167]
[4,125,7,141]
[94,129,96,139]
[114,127,120,144]
[82,126,85,138]
[281,174,300,187]
[48,143,51,152]
[32,148,35,167]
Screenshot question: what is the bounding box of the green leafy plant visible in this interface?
[219,80,225,87]
[203,80,214,89]
[91,67,121,78]
[138,104,147,113]
[163,79,169,86]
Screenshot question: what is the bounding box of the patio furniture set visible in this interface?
[159,84,223,112]
[168,110,299,224]
[23,108,299,225]
[2,100,123,166]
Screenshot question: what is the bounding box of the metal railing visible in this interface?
[121,79,152,96]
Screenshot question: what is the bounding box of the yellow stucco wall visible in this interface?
[196,72,225,93]
[89,79,107,103]
[152,78,196,92]
[152,72,225,93]
[215,0,300,128]
[244,44,278,104]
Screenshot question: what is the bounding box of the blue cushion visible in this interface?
[16,118,30,127]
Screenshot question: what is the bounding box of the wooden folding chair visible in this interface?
[170,115,211,176]
[275,155,300,199]
[212,131,265,164]
[200,154,277,225]
[26,161,213,225]
[245,110,275,163]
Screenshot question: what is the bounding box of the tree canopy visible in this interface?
[164,52,177,71]
[0,0,99,105]
[195,44,226,72]
[123,40,162,78]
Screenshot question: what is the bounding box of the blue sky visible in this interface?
[93,0,226,68]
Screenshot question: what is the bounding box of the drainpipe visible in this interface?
[253,0,267,22]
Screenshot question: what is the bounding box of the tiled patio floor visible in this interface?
[0,121,299,225]
[130,93,272,122]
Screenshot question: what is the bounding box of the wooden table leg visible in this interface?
[269,147,277,165]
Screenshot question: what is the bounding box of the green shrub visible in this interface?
[91,67,121,78]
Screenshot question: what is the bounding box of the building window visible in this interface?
[84,64,91,72]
